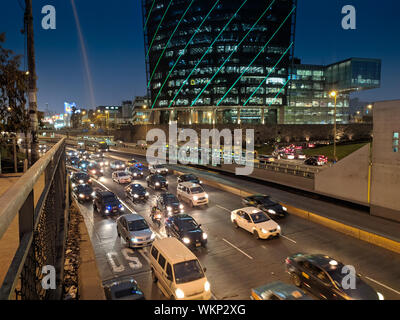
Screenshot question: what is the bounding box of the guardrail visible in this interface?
[0,138,69,300]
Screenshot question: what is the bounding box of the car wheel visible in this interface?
[151,269,158,283]
[253,230,260,240]
[233,220,239,229]
[292,273,302,287]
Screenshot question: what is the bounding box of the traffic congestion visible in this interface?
[65,146,400,301]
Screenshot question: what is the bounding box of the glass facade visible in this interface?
[287,58,381,124]
[142,0,296,124]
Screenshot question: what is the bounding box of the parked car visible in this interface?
[177,182,209,207]
[242,195,287,219]
[149,164,169,175]
[112,171,132,184]
[125,166,144,179]
[165,214,207,248]
[93,190,124,215]
[230,207,281,240]
[70,172,92,187]
[103,276,145,300]
[251,282,312,300]
[146,174,168,190]
[117,214,155,248]
[125,183,149,202]
[73,184,94,203]
[285,253,384,300]
[177,174,202,185]
[155,193,184,216]
[110,160,126,171]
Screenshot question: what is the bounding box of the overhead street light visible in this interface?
[329,90,338,162]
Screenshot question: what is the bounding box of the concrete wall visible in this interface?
[370,100,400,222]
[114,123,373,145]
[314,144,370,205]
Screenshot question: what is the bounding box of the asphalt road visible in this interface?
[72,151,400,300]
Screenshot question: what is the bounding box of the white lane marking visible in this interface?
[137,249,151,264]
[281,235,297,244]
[222,238,254,260]
[106,252,125,273]
[216,205,231,212]
[365,277,400,296]
[121,248,143,270]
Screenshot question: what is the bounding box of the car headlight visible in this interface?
[105,210,110,214]
[145,192,149,196]
[155,182,160,186]
[175,288,185,299]
[151,233,156,240]
[179,204,184,209]
[199,180,203,184]
[261,228,268,234]
[277,225,281,231]
[72,183,76,188]
[204,281,210,292]
[79,194,85,198]
[166,169,169,172]
[134,173,137,176]
[134,194,139,198]
[167,206,172,211]
[202,233,208,240]
[183,237,190,244]
[131,238,138,243]
[122,165,125,168]
[100,169,104,173]
[91,192,96,197]
[79,180,84,184]
[116,165,120,169]
[268,209,276,215]
[120,206,125,211]
[91,170,96,174]
[193,196,199,201]
[377,292,384,300]
[205,194,209,199]
[282,207,287,212]
[157,170,161,173]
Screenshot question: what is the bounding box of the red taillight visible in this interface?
[285,258,291,264]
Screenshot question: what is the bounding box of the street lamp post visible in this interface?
[330,90,338,162]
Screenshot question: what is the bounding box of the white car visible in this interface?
[112,171,132,184]
[177,182,209,207]
[231,207,281,239]
[149,164,169,175]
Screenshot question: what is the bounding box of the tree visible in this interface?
[0,33,30,160]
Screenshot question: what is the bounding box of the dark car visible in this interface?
[125,166,144,179]
[103,276,145,300]
[285,253,384,300]
[93,190,125,215]
[146,174,168,190]
[73,184,94,203]
[155,193,184,216]
[68,156,80,167]
[125,183,149,202]
[251,282,312,300]
[70,172,92,187]
[165,214,207,248]
[88,162,104,178]
[242,195,288,219]
[177,174,202,185]
[78,160,91,172]
[304,157,319,166]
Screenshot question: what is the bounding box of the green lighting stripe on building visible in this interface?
[191,0,276,106]
[168,0,249,109]
[243,42,293,106]
[217,6,296,106]
[146,0,174,59]
[143,0,156,31]
[268,78,290,107]
[148,0,195,88]
[151,0,221,109]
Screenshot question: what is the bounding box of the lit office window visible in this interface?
[393,132,399,153]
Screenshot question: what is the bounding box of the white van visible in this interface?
[177,182,209,207]
[149,238,211,300]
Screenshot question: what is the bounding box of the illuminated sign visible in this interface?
[64,102,77,114]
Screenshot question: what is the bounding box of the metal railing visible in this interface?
[0,138,69,300]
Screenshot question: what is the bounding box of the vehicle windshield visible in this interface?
[257,197,277,206]
[154,175,165,181]
[174,260,204,284]
[128,219,149,232]
[190,187,204,194]
[77,185,92,193]
[75,173,88,180]
[131,185,144,193]
[165,195,179,205]
[250,212,270,223]
[154,164,165,169]
[118,172,128,177]
[184,174,197,181]
[180,218,199,231]
[103,196,119,205]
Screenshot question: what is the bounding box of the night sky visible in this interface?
[1,0,399,113]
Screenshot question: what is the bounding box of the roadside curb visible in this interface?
[174,170,400,255]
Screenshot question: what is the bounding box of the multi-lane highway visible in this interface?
[71,149,400,300]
